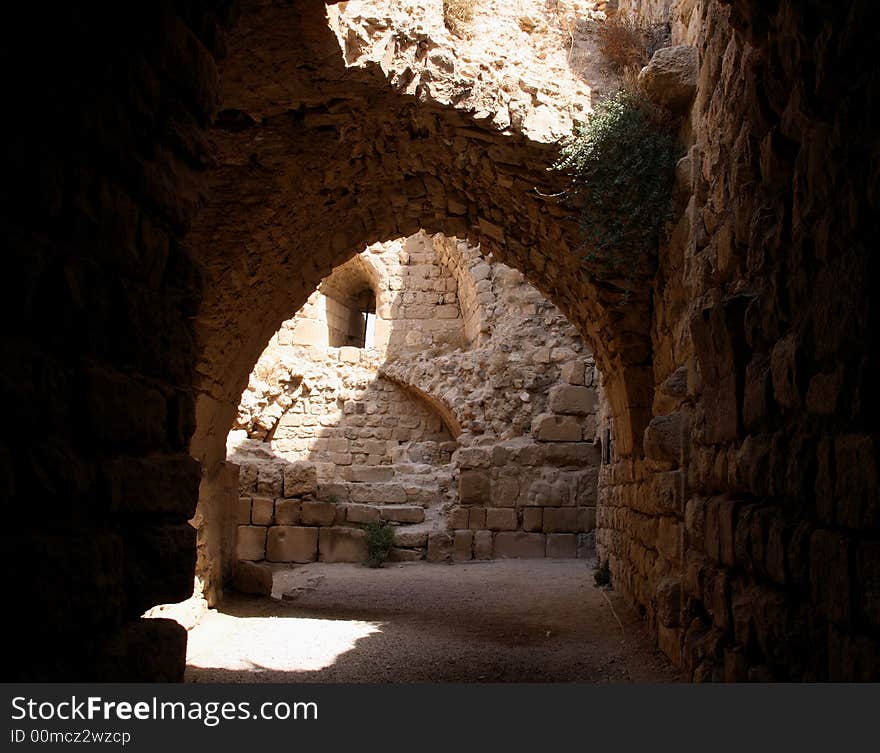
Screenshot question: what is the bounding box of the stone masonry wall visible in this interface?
[0,3,232,680]
[14,0,876,682]
[228,231,603,572]
[595,0,880,681]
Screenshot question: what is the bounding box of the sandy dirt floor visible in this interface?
[185,559,680,683]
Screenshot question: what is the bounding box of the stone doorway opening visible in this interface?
[228,231,609,580]
[173,228,643,684]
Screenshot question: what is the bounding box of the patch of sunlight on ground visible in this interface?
[186,613,383,672]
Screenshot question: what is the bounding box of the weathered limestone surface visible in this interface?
[227,229,602,568]
[4,0,877,683]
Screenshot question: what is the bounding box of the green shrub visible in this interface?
[364,521,395,568]
[553,91,681,277]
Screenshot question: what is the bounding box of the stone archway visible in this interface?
[188,0,653,462]
[4,0,876,682]
[187,0,654,601]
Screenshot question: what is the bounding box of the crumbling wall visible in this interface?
[230,231,603,565]
[9,0,876,683]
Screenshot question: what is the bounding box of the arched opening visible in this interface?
[223,231,605,573]
[6,0,876,684]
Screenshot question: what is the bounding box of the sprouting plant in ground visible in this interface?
[593,560,612,588]
[365,520,395,568]
[552,90,682,279]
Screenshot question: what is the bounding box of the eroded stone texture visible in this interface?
[598,0,880,681]
[5,0,877,683]
[225,231,602,570]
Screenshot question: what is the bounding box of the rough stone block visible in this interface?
[233,560,273,595]
[655,577,682,627]
[339,346,360,363]
[459,470,491,504]
[657,517,683,564]
[494,532,546,558]
[251,495,274,526]
[382,505,425,524]
[658,624,683,666]
[257,464,283,496]
[548,384,597,415]
[267,526,318,563]
[718,499,738,567]
[346,504,380,524]
[292,319,324,346]
[546,533,577,558]
[491,476,519,507]
[468,507,486,530]
[236,526,267,561]
[349,483,407,504]
[455,447,492,469]
[239,465,258,495]
[577,532,596,559]
[526,479,552,506]
[638,45,697,113]
[543,508,579,533]
[274,499,302,526]
[473,530,493,560]
[576,468,599,506]
[237,496,252,525]
[453,530,474,561]
[449,506,469,529]
[834,435,878,529]
[282,462,318,497]
[350,465,394,483]
[486,507,518,531]
[427,532,453,562]
[523,507,543,532]
[542,442,600,466]
[531,413,582,442]
[319,527,368,563]
[561,360,586,385]
[394,530,428,548]
[301,500,337,526]
[643,414,683,465]
[705,497,722,561]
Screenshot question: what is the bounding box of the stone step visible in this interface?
[320,479,449,507]
[345,504,425,525]
[319,481,409,505]
[347,465,395,483]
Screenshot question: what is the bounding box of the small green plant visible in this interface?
[553,91,681,278]
[364,521,395,568]
[594,560,612,588]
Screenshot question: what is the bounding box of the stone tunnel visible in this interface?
[1,0,877,682]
